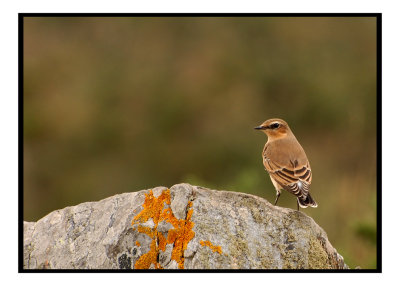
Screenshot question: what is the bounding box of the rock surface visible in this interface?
[23,183,348,269]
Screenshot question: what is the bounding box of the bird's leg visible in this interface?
[297,200,299,211]
[274,191,281,206]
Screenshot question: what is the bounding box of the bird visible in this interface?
[254,118,317,210]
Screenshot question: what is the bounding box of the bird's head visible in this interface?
[254,118,291,140]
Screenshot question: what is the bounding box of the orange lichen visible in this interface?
[135,241,140,247]
[132,189,195,269]
[134,239,162,269]
[166,208,195,269]
[200,240,222,254]
[132,189,171,225]
[158,231,167,252]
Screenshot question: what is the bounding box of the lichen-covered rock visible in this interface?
[23,183,348,269]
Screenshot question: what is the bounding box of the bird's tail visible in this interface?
[298,193,318,208]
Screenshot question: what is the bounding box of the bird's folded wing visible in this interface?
[263,156,312,198]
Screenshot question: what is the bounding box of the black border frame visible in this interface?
[18,13,382,273]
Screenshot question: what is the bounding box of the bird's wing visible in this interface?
[263,144,312,198]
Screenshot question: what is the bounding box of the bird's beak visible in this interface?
[254,125,266,130]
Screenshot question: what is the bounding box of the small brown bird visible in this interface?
[255,118,317,210]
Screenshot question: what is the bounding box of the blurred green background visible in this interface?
[23,16,377,269]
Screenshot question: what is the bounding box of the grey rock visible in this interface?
[23,183,348,269]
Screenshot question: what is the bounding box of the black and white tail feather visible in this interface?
[285,180,318,208]
[297,192,318,208]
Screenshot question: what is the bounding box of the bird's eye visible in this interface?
[270,123,280,129]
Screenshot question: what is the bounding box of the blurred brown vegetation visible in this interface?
[23,16,377,269]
